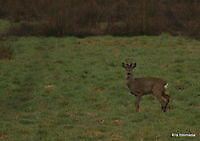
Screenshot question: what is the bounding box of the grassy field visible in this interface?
[0,34,200,141]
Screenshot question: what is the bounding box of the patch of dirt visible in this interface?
[44,85,55,89]
[0,134,9,139]
[90,131,104,137]
[63,103,69,107]
[160,64,169,68]
[112,49,121,56]
[85,112,96,116]
[192,105,200,109]
[103,40,130,46]
[137,132,148,137]
[109,132,122,141]
[95,88,104,94]
[21,132,31,137]
[132,40,154,47]
[187,45,200,52]
[96,105,110,111]
[112,120,123,125]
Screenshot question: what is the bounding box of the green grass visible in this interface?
[0,34,200,141]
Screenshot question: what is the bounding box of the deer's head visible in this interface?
[122,62,136,75]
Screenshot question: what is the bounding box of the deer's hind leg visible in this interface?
[162,93,170,109]
[153,88,167,112]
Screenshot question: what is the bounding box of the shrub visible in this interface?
[0,0,199,37]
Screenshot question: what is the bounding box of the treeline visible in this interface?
[0,0,199,37]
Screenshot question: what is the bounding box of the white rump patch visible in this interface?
[164,83,168,89]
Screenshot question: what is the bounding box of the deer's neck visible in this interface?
[126,74,136,90]
[126,74,135,83]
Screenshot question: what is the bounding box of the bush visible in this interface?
[0,0,200,37]
[7,22,47,36]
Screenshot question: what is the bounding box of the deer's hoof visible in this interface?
[135,109,140,112]
[162,106,167,112]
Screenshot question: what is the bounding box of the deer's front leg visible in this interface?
[135,95,142,112]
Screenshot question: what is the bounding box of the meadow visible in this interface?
[0,34,200,141]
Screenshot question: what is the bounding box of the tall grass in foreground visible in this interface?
[0,34,199,141]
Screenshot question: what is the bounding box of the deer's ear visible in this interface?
[133,63,136,68]
[122,62,126,68]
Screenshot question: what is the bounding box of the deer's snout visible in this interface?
[127,72,131,75]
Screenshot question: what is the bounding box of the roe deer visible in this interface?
[122,62,170,112]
